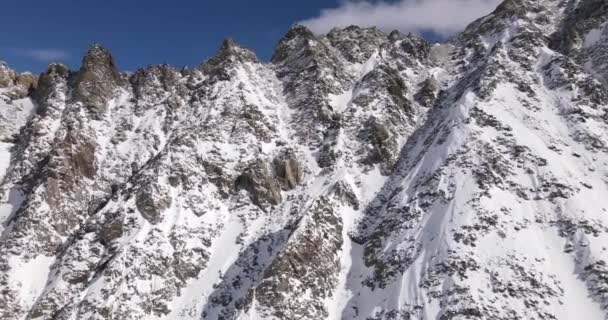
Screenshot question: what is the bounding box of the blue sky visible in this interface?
[1,0,500,74]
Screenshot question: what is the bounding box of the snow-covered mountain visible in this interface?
[1,0,608,319]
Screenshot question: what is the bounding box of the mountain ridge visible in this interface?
[1,0,608,319]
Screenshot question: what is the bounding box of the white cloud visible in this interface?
[300,0,502,36]
[12,48,69,62]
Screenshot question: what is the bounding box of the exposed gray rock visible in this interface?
[255,198,343,320]
[328,26,388,63]
[72,43,121,115]
[0,62,37,100]
[415,76,440,108]
[273,150,303,190]
[235,160,282,209]
[331,180,359,210]
[34,63,69,106]
[136,183,172,224]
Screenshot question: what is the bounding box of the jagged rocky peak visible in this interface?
[129,63,182,100]
[206,38,259,66]
[388,31,432,63]
[0,61,15,88]
[327,25,388,63]
[271,24,316,63]
[80,42,121,81]
[271,23,357,78]
[485,0,555,21]
[271,23,352,88]
[494,0,531,15]
[201,38,258,81]
[0,62,37,99]
[72,42,121,113]
[453,0,567,67]
[37,63,70,89]
[43,62,70,77]
[0,62,37,142]
[33,63,70,104]
[287,23,315,37]
[222,38,258,60]
[460,0,549,41]
[280,23,315,43]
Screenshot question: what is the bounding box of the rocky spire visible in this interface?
[79,43,121,83]
[208,38,258,65]
[72,43,121,114]
[271,24,315,64]
[0,62,14,88]
[283,24,315,39]
[33,63,70,105]
[201,38,259,81]
[0,62,38,100]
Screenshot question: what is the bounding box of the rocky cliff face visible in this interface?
[1,0,608,319]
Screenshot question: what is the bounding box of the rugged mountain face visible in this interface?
[2,0,608,319]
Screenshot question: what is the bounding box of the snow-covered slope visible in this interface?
[1,0,608,319]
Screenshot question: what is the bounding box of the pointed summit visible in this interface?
[201,38,258,81]
[219,38,258,61]
[0,61,38,99]
[205,38,258,65]
[220,38,240,52]
[284,24,315,39]
[81,42,121,81]
[34,63,69,104]
[271,24,316,63]
[73,43,121,114]
[0,61,15,88]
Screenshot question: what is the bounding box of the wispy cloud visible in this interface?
[300,0,502,36]
[11,48,70,62]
